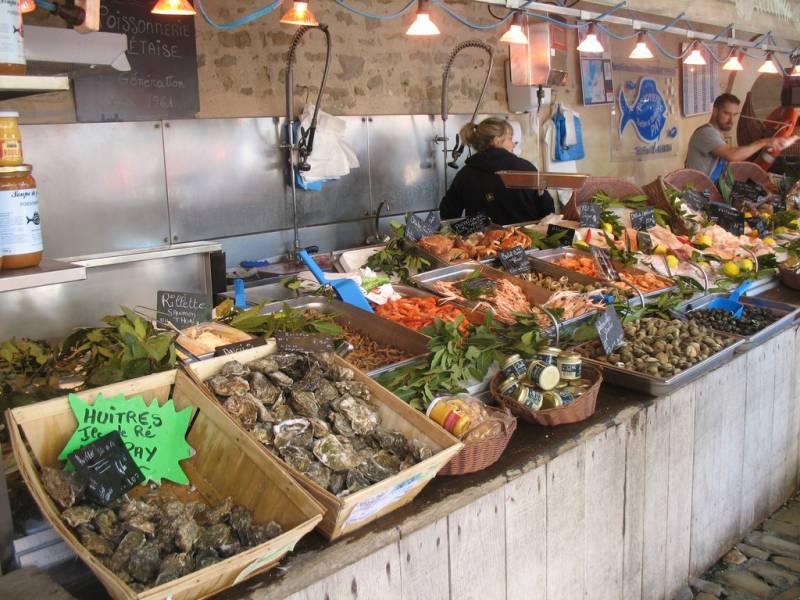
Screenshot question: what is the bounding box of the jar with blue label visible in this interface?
[557,353,582,381]
[526,360,560,391]
[0,164,41,269]
[502,354,527,378]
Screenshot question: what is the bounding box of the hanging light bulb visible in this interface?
[683,42,706,66]
[20,0,36,14]
[758,52,779,74]
[406,0,439,36]
[151,0,196,16]
[280,1,319,27]
[628,32,653,59]
[722,50,743,71]
[500,12,528,45]
[577,23,604,53]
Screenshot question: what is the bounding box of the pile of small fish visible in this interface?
[41,467,281,591]
[205,352,433,496]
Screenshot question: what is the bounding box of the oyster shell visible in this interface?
[329,473,346,495]
[221,360,248,377]
[307,417,331,438]
[315,381,339,407]
[279,445,313,472]
[249,357,280,374]
[118,499,160,521]
[42,466,85,509]
[95,508,124,540]
[338,396,379,435]
[124,513,156,537]
[273,352,303,369]
[164,500,189,521]
[248,371,270,397]
[196,523,233,552]
[197,496,233,526]
[331,412,355,437]
[372,428,407,453]
[154,552,191,586]
[229,505,253,542]
[194,547,220,569]
[333,365,355,381]
[222,394,259,429]
[62,505,96,528]
[268,370,294,388]
[174,516,200,553]
[110,530,146,572]
[305,461,333,489]
[273,419,312,449]
[345,470,371,494]
[312,435,358,472]
[128,543,161,583]
[289,389,319,419]
[408,439,434,462]
[273,404,295,421]
[244,521,282,546]
[78,526,114,556]
[295,364,324,392]
[335,381,371,399]
[251,423,274,446]
[358,450,401,483]
[208,374,249,397]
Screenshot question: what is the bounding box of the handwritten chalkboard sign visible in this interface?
[451,214,492,237]
[69,431,144,505]
[157,290,212,329]
[275,332,335,353]
[595,305,625,355]
[547,224,576,247]
[405,212,440,241]
[74,0,199,122]
[214,337,267,357]
[729,179,768,207]
[579,203,602,228]
[681,189,708,213]
[499,246,531,275]
[590,247,620,281]
[707,202,745,236]
[630,208,657,231]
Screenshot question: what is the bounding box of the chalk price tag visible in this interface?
[498,246,531,275]
[69,431,144,505]
[451,214,492,237]
[579,203,602,228]
[546,224,576,247]
[405,212,440,242]
[590,246,620,281]
[214,337,267,357]
[681,189,708,212]
[595,305,625,355]
[707,202,745,236]
[275,332,335,353]
[630,208,657,231]
[730,179,767,207]
[157,290,212,329]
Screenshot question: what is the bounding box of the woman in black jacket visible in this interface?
[439,118,554,225]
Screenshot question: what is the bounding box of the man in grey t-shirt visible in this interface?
[685,93,797,180]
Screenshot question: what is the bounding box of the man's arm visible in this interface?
[712,135,799,162]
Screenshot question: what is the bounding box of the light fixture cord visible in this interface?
[195,0,282,30]
[334,0,417,20]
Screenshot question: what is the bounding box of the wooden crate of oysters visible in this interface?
[187,344,463,540]
[5,369,323,600]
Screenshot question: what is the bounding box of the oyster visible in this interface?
[279,445,313,472]
[218,539,243,558]
[273,419,312,449]
[229,505,253,542]
[358,450,401,483]
[251,423,274,446]
[154,552,191,586]
[248,371,270,397]
[372,428,407,453]
[197,496,233,526]
[128,543,161,583]
[196,523,233,552]
[244,521,282,546]
[338,396,379,435]
[78,526,114,556]
[307,417,331,438]
[332,365,355,381]
[329,473,346,495]
[62,505,96,528]
[315,382,339,407]
[408,439,434,462]
[295,364,324,392]
[110,530,146,572]
[345,470,371,494]
[95,508,124,540]
[221,360,248,377]
[119,499,160,521]
[174,517,200,553]
[335,381,371,399]
[330,412,355,437]
[164,500,189,521]
[208,374,249,397]
[305,461,333,489]
[124,513,156,537]
[42,466,85,509]
[312,435,358,472]
[185,501,208,519]
[289,389,319,419]
[273,404,295,421]
[222,395,259,429]
[249,357,280,374]
[268,370,294,388]
[194,547,220,569]
[234,392,271,423]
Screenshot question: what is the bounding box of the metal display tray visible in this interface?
[571,335,746,396]
[529,247,676,304]
[258,296,430,376]
[676,294,800,352]
[411,262,597,339]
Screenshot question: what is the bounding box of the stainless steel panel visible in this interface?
[163,117,288,242]
[0,252,212,340]
[20,121,169,258]
[369,115,442,215]
[295,116,371,226]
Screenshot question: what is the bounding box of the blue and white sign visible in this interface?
[618,77,668,143]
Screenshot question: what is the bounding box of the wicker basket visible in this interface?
[438,407,517,476]
[663,168,722,202]
[563,177,645,221]
[490,364,602,426]
[643,177,694,237]
[779,263,800,290]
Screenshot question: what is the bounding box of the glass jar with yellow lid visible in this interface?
[0,164,42,269]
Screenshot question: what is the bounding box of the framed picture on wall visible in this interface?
[579,26,614,105]
[681,42,719,116]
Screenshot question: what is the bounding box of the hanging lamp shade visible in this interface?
[406,0,439,36]
[758,52,779,74]
[20,0,36,14]
[577,23,604,53]
[628,32,653,59]
[151,0,196,16]
[683,42,706,66]
[500,12,528,45]
[722,51,743,71]
[791,62,800,77]
[280,1,319,27]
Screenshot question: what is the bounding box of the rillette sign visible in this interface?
[157,290,212,329]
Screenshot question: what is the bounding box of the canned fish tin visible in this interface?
[526,360,560,391]
[541,391,563,410]
[537,346,561,366]
[502,354,527,378]
[557,352,582,381]
[516,384,543,410]
[499,376,521,398]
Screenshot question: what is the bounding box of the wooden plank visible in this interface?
[505,465,547,600]
[718,354,747,552]
[546,443,586,600]
[584,425,626,600]
[641,397,671,600]
[448,487,506,600]
[770,330,797,512]
[740,339,776,534]
[622,409,647,600]
[399,518,449,600]
[780,330,799,503]
[665,382,695,599]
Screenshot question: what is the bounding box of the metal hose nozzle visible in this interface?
[441,40,494,124]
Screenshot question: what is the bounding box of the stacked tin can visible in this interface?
[498,348,591,411]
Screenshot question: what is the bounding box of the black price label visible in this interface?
[214,337,267,357]
[636,231,653,253]
[595,305,625,356]
[68,431,144,506]
[681,189,708,212]
[405,212,440,241]
[157,291,213,329]
[746,216,767,237]
[707,202,745,236]
[730,179,768,207]
[630,208,657,231]
[590,246,620,281]
[275,332,335,353]
[580,203,602,228]
[451,214,492,237]
[773,195,787,211]
[498,246,531,275]
[547,224,576,247]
